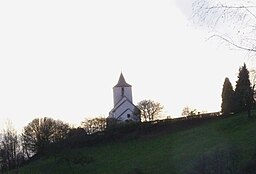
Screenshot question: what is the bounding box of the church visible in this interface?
[108,73,141,124]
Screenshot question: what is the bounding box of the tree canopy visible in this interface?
[181,106,199,117]
[137,100,163,122]
[22,117,70,156]
[81,117,106,134]
[0,121,22,171]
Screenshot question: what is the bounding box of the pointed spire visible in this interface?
[114,73,132,87]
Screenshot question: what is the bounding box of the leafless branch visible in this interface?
[206,5,256,10]
[193,0,256,53]
[209,34,256,52]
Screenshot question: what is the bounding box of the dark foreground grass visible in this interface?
[13,112,256,174]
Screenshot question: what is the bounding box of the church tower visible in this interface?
[108,73,140,123]
[113,73,133,106]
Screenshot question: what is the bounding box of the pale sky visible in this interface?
[0,0,250,132]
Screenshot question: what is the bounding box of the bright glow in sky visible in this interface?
[0,0,250,131]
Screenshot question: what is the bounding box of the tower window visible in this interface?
[121,87,124,97]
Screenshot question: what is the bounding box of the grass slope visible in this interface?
[14,112,256,174]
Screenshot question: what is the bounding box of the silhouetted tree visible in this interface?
[81,117,106,134]
[0,120,23,171]
[221,77,235,115]
[234,64,254,117]
[181,106,198,117]
[52,120,70,142]
[137,100,163,122]
[21,117,70,157]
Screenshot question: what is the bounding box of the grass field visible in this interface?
[13,112,256,174]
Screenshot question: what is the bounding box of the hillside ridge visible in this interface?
[12,112,256,174]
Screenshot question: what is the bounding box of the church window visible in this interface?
[121,87,124,97]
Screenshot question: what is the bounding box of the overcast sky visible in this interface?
[0,0,249,131]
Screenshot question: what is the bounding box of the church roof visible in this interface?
[114,73,132,87]
[109,96,139,115]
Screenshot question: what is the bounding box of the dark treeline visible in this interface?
[40,111,227,156]
[221,63,255,117]
[0,99,163,172]
[0,117,70,172]
[0,111,224,172]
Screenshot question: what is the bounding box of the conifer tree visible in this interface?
[221,77,234,115]
[234,63,254,117]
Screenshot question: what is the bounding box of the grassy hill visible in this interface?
[13,112,256,174]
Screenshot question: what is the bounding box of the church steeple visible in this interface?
[113,72,133,106]
[114,73,132,87]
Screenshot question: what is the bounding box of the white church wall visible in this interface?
[113,100,136,119]
[124,87,132,103]
[118,109,134,121]
[113,87,122,106]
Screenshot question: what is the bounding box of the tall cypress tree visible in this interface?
[234,63,254,117]
[221,77,234,115]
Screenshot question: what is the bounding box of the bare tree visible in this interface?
[0,120,23,171]
[81,117,106,134]
[181,106,198,117]
[137,100,164,122]
[22,117,70,156]
[193,0,256,54]
[52,120,70,142]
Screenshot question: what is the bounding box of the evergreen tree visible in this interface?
[221,77,234,115]
[234,63,254,117]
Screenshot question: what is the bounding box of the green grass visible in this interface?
[13,112,256,174]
